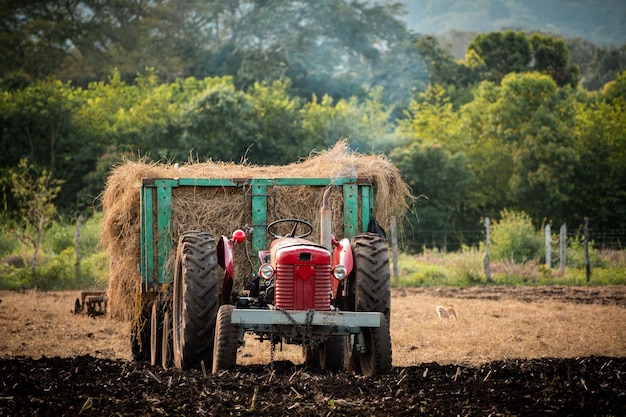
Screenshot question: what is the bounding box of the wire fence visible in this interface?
[401,228,626,252]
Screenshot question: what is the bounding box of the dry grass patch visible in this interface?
[2,289,624,368]
[0,291,131,360]
[391,290,626,366]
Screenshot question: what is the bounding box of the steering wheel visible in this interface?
[267,218,313,239]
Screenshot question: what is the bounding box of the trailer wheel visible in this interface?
[356,314,392,376]
[150,300,164,366]
[212,304,239,374]
[173,232,220,370]
[345,232,391,374]
[161,307,172,369]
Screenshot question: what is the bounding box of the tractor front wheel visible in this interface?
[212,304,239,373]
[355,314,392,376]
[172,232,220,370]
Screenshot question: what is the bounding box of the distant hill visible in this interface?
[399,0,626,48]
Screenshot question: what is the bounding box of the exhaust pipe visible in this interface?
[320,187,332,252]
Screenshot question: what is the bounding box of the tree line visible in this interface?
[1,0,625,251]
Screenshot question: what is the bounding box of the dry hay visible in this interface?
[100,141,411,321]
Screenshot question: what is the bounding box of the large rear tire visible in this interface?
[345,232,392,375]
[351,232,391,321]
[212,304,239,374]
[173,231,220,370]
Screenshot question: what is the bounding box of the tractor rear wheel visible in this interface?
[351,232,391,321]
[345,232,392,375]
[173,231,220,370]
[212,304,239,374]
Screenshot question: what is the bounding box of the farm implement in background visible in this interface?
[73,290,107,317]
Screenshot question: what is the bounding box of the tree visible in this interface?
[413,34,478,103]
[0,79,86,211]
[300,88,394,156]
[7,158,63,272]
[467,31,580,88]
[178,77,256,162]
[0,0,424,106]
[391,142,474,251]
[463,73,579,226]
[530,33,579,88]
[466,31,532,84]
[571,71,626,232]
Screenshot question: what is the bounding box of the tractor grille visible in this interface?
[274,264,331,311]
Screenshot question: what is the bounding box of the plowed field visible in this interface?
[1,286,625,416]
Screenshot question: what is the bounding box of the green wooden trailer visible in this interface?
[139,177,375,290]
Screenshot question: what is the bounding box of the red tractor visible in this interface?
[136,178,391,376]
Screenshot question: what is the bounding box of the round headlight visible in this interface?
[333,265,348,280]
[259,264,274,279]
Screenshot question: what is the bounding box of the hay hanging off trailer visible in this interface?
[100,141,411,321]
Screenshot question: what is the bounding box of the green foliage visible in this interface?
[530,33,579,88]
[565,236,603,269]
[0,216,107,290]
[490,210,543,263]
[0,215,19,257]
[467,31,580,87]
[392,141,474,251]
[467,31,532,84]
[396,247,626,288]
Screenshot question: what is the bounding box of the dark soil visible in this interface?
[397,285,626,307]
[1,355,625,416]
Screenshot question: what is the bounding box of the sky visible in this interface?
[398,0,626,47]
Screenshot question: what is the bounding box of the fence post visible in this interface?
[559,223,567,275]
[584,217,591,282]
[390,216,399,283]
[545,224,551,268]
[484,217,492,282]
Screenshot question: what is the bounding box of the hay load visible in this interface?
[100,141,411,320]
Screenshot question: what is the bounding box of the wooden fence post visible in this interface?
[484,217,492,282]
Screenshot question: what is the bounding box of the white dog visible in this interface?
[436,304,459,321]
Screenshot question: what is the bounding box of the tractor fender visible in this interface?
[217,235,235,278]
[333,237,354,275]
